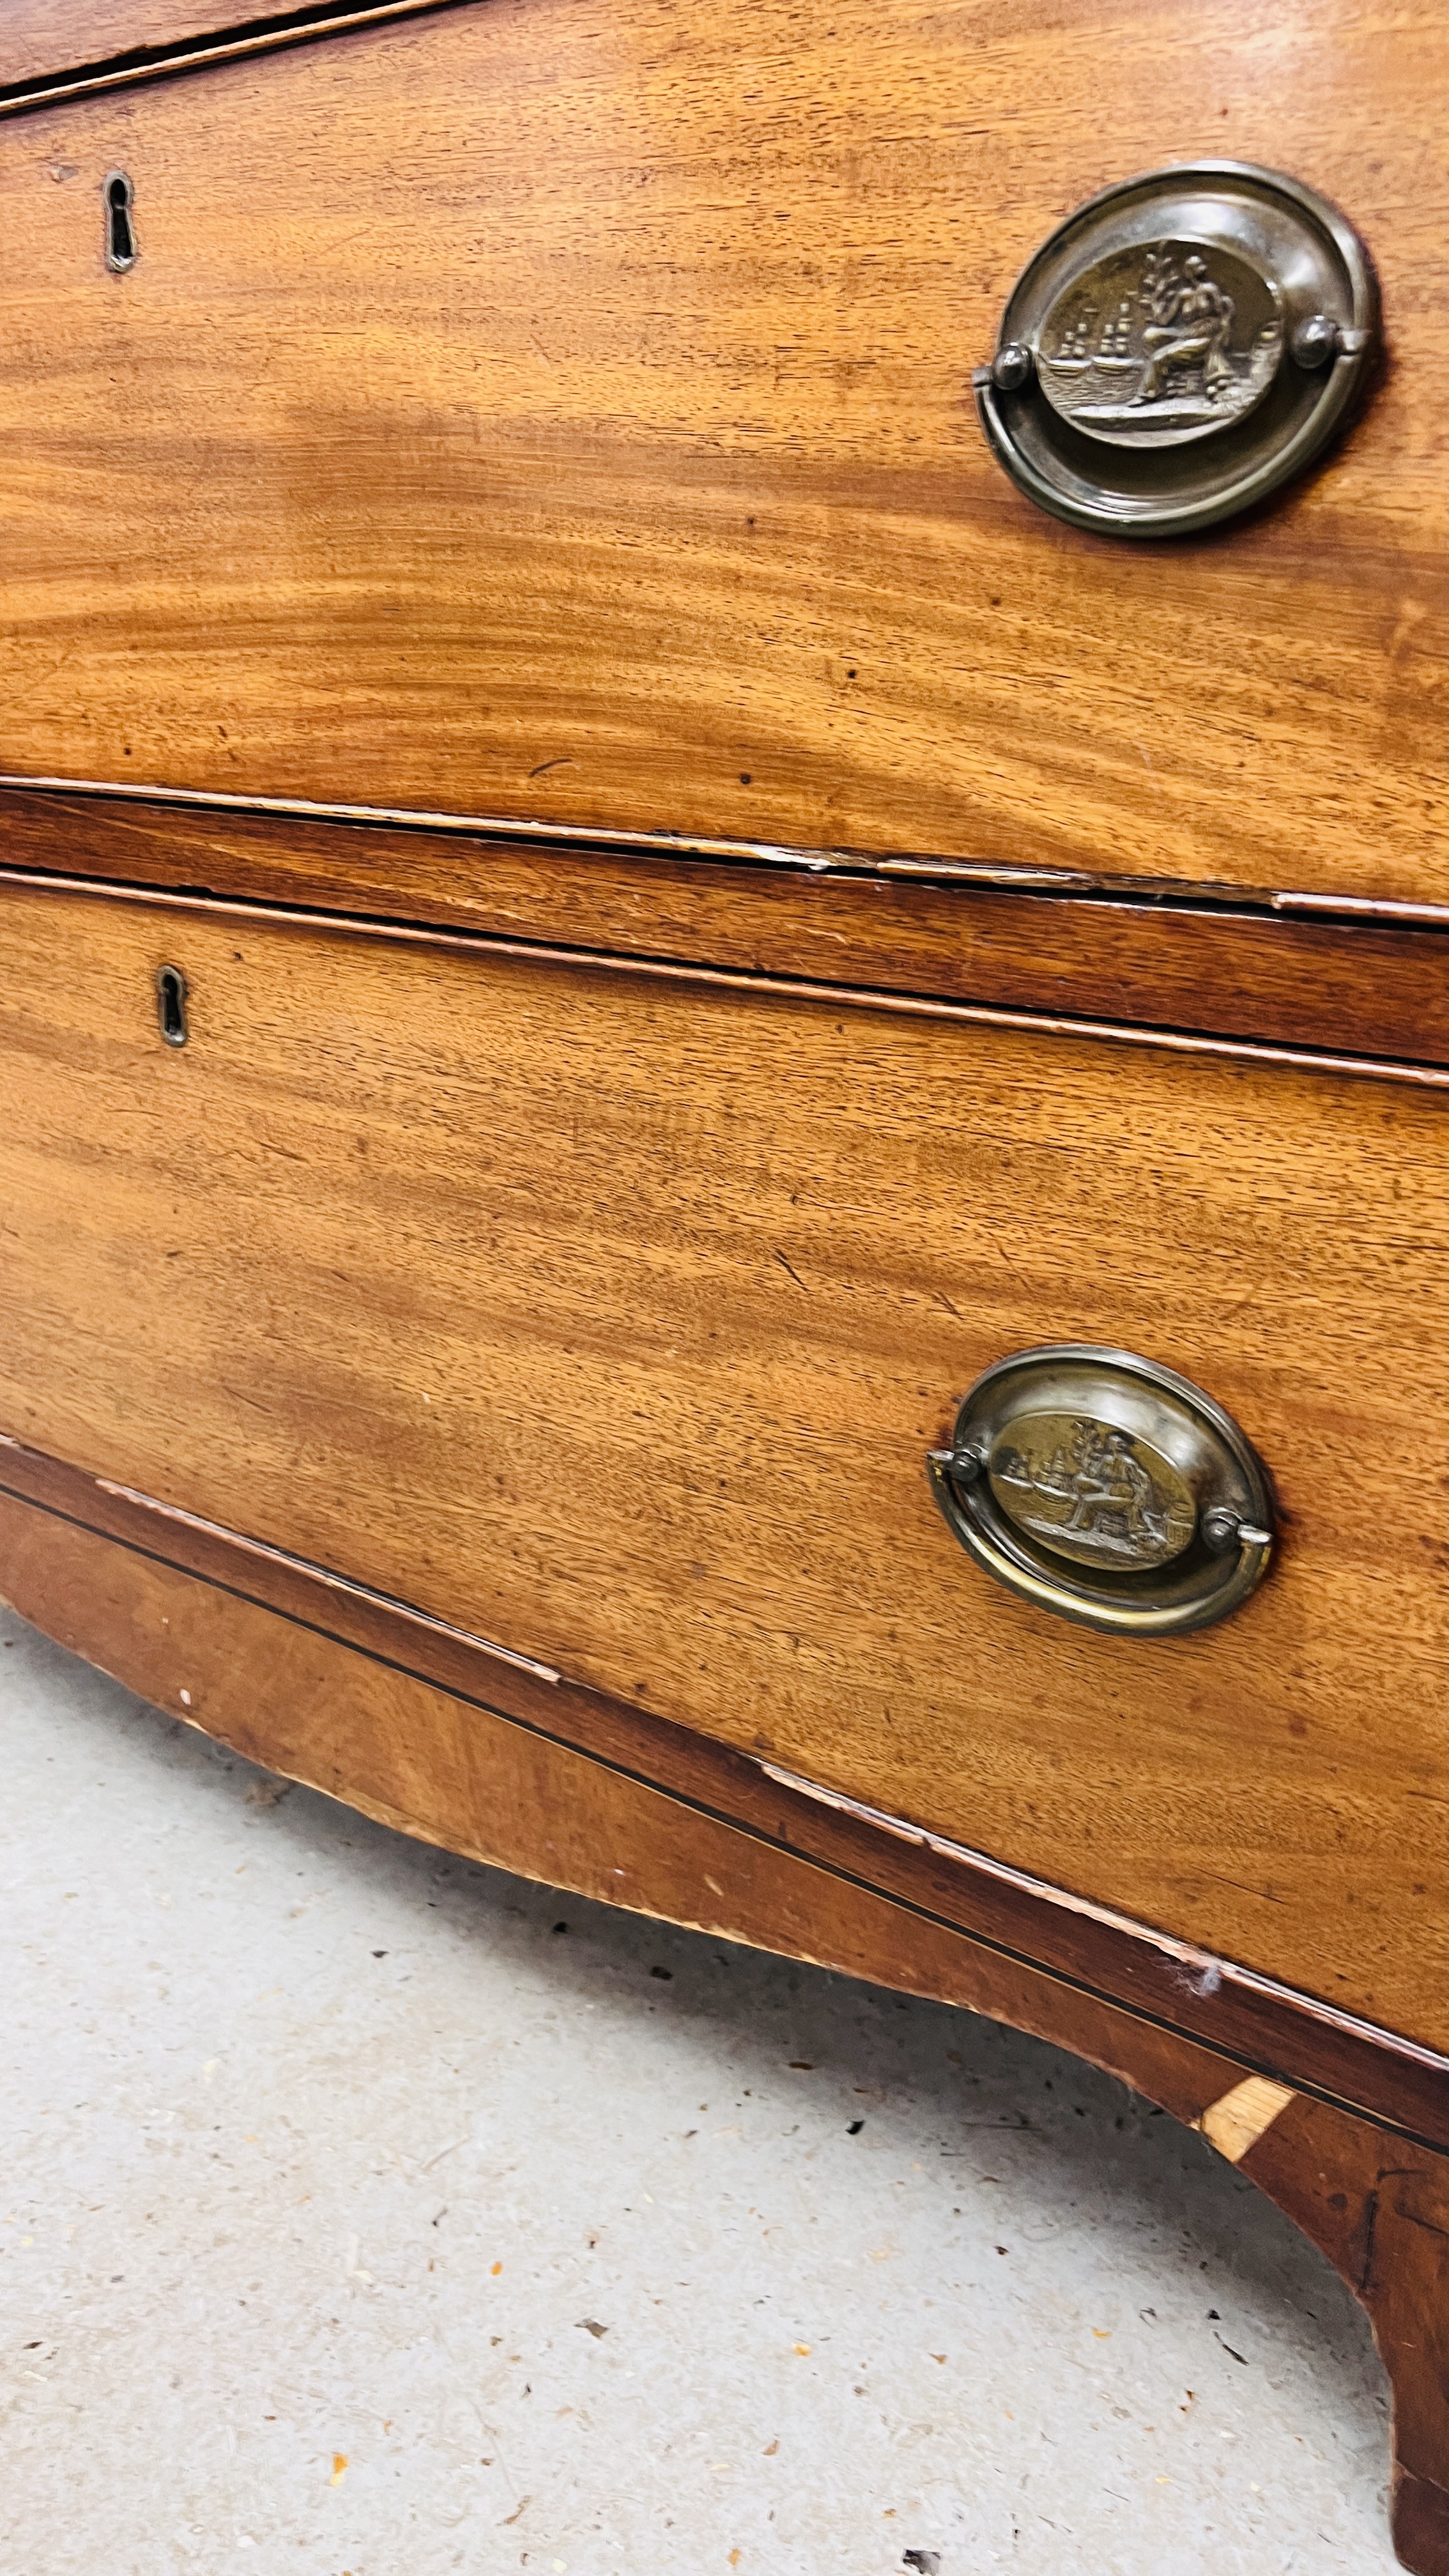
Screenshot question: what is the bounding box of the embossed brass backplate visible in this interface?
[973,163,1378,538]
[928,1346,1274,1636]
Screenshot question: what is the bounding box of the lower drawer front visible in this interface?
[2,884,1446,2045]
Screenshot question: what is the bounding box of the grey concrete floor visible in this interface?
[1,1611,1397,2576]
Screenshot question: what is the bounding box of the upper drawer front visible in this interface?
[0,0,1446,905]
[2,881,1447,2046]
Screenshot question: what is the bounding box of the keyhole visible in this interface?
[155,964,188,1046]
[105,171,136,272]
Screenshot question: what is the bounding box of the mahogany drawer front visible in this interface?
[0,0,1446,907]
[2,880,1448,2045]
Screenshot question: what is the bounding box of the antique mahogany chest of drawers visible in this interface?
[1,3,1448,2563]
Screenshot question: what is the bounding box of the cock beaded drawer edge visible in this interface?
[1,5,1447,2568]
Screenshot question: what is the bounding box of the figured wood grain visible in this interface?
[0,0,1445,900]
[7,1427,1449,2149]
[2,880,1448,2044]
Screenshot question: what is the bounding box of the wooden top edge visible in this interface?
[4,772,1448,928]
[5,860,1449,1091]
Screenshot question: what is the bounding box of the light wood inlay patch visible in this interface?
[1193,2076,1297,2163]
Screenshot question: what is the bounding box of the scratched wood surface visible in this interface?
[0,0,1446,901]
[2,878,1447,2042]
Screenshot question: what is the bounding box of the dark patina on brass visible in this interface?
[155,963,188,1047]
[973,163,1377,538]
[928,1345,1274,1636]
[104,171,137,274]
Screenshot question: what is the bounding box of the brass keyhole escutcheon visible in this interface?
[928,1346,1274,1637]
[155,963,188,1047]
[104,170,137,273]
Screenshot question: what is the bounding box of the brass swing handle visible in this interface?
[927,1346,1275,1638]
[972,160,1378,541]
[926,1442,1269,1552]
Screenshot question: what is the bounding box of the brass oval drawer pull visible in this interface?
[928,1345,1274,1637]
[972,160,1377,539]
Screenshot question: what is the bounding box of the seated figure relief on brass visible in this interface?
[928,1346,1275,1636]
[1037,241,1284,448]
[988,1414,1197,1570]
[974,162,1377,537]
